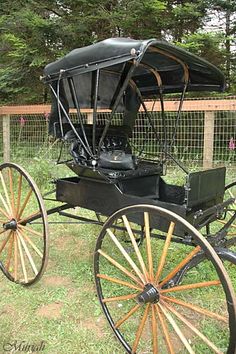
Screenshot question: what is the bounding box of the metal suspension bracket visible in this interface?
[193,198,235,230]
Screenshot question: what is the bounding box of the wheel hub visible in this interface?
[3,219,17,231]
[136,283,160,304]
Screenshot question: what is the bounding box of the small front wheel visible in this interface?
[94,204,236,354]
[0,163,48,286]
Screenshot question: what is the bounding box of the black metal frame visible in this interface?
[48,51,191,174]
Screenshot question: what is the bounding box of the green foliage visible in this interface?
[0,0,236,103]
[175,31,226,67]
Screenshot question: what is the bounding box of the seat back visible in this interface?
[67,124,133,168]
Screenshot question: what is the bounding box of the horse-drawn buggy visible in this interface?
[0,38,236,353]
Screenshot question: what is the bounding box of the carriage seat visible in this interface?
[62,123,136,170]
[100,160,163,179]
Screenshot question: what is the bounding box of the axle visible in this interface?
[136,283,159,304]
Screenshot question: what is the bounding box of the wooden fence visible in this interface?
[0,99,235,168]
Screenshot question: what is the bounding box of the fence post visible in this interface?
[2,114,10,162]
[87,112,93,124]
[203,111,214,169]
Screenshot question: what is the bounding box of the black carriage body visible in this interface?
[55,163,226,235]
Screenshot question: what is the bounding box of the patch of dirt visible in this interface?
[46,259,57,270]
[54,235,90,261]
[54,236,75,251]
[67,288,79,300]
[81,316,106,338]
[36,302,63,319]
[0,304,17,318]
[43,275,72,287]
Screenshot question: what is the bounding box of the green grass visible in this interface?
[0,211,124,354]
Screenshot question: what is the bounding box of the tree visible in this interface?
[206,0,236,88]
[165,0,210,41]
[0,1,63,103]
[0,0,235,103]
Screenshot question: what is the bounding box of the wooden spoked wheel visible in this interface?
[204,181,236,292]
[207,181,236,249]
[214,182,236,298]
[225,181,236,203]
[94,205,236,354]
[223,182,236,243]
[0,163,48,286]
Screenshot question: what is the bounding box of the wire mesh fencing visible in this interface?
[0,98,235,175]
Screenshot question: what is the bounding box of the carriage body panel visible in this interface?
[55,165,226,236]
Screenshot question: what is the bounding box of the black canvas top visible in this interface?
[43,37,225,94]
[44,38,225,135]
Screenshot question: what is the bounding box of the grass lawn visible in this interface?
[0,208,124,354]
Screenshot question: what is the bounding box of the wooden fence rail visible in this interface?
[0,99,236,168]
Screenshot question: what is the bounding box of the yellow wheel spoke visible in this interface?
[18,224,43,237]
[5,232,14,271]
[0,231,12,254]
[158,302,194,354]
[0,228,8,236]
[144,212,154,281]
[17,189,33,219]
[14,233,18,281]
[161,295,227,323]
[0,171,12,215]
[17,235,28,283]
[107,228,146,284]
[132,304,150,353]
[155,221,175,283]
[115,304,140,329]
[102,293,138,303]
[17,231,38,275]
[161,280,221,294]
[151,304,158,354]
[8,168,15,217]
[98,249,143,286]
[0,193,11,217]
[155,304,174,354]
[18,210,41,225]
[20,229,43,258]
[163,301,224,354]
[0,206,10,219]
[218,219,236,228]
[159,245,201,287]
[97,273,142,291]
[228,189,235,199]
[122,215,149,282]
[16,174,22,217]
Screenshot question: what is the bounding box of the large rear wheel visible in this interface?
[0,163,48,286]
[94,205,236,354]
[204,181,236,287]
[207,181,236,246]
[222,181,236,245]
